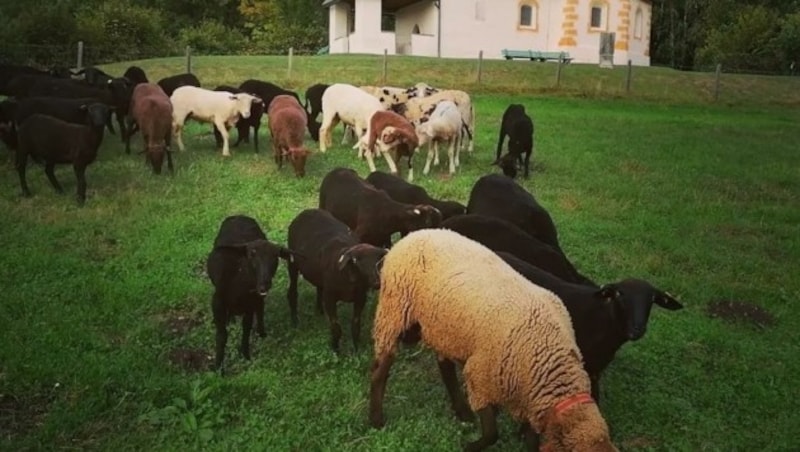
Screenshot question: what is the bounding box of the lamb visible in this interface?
[267,94,311,177]
[319,167,442,248]
[10,96,116,136]
[318,83,384,152]
[365,171,466,221]
[359,110,418,181]
[494,104,534,179]
[212,84,266,152]
[125,83,174,174]
[368,229,617,451]
[303,83,329,142]
[14,102,112,205]
[170,85,263,157]
[466,174,562,251]
[206,215,294,372]
[415,100,463,175]
[392,89,475,152]
[441,214,595,285]
[156,73,201,97]
[72,66,114,87]
[286,209,387,353]
[496,251,684,401]
[107,77,136,142]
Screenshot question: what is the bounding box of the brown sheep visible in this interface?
[125,83,173,174]
[268,94,311,177]
[360,110,419,181]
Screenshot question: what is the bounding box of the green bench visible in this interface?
[501,49,573,63]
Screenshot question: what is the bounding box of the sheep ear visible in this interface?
[79,104,88,111]
[596,285,620,302]
[337,252,355,270]
[279,247,296,263]
[655,291,683,310]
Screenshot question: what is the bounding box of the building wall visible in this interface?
[329,3,350,53]
[326,0,651,65]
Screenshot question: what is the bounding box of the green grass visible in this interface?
[1,55,800,451]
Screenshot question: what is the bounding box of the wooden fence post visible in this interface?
[556,56,564,88]
[382,49,388,84]
[626,59,633,93]
[76,41,84,71]
[477,50,484,84]
[714,64,722,101]
[287,47,294,79]
[185,45,192,74]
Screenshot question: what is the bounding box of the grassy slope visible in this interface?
[1,56,799,451]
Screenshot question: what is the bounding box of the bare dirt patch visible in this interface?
[167,347,212,373]
[0,392,52,441]
[706,300,776,330]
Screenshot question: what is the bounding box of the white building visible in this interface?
[323,0,652,66]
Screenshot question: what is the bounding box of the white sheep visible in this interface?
[368,229,617,451]
[393,89,475,153]
[415,100,462,176]
[318,83,384,153]
[170,86,262,157]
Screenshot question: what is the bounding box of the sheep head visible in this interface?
[401,205,443,233]
[337,244,387,290]
[596,279,683,341]
[540,394,617,452]
[221,239,294,296]
[283,147,311,178]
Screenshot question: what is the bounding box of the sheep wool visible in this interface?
[370,229,615,450]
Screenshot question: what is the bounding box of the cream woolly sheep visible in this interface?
[368,229,617,452]
[318,83,384,152]
[415,100,463,175]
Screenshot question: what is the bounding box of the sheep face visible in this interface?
[83,103,113,128]
[146,144,167,175]
[598,279,683,341]
[337,244,387,290]
[286,147,310,178]
[544,401,618,451]
[437,200,467,220]
[401,205,443,233]
[495,152,518,178]
[238,239,292,296]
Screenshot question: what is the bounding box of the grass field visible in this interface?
[1,55,799,451]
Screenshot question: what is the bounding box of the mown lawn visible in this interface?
[1,56,799,451]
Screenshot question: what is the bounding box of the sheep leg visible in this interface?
[255,297,266,337]
[423,143,435,175]
[322,291,343,353]
[464,407,499,452]
[448,139,456,175]
[16,151,31,197]
[433,141,440,166]
[437,357,473,422]
[253,123,260,153]
[381,149,399,175]
[74,164,88,206]
[124,118,139,154]
[364,147,378,173]
[239,307,254,360]
[518,422,540,451]
[173,122,185,152]
[214,119,231,157]
[116,111,127,144]
[287,262,300,327]
[45,163,64,194]
[213,125,224,149]
[315,287,324,314]
[165,149,174,175]
[495,130,506,162]
[350,292,367,351]
[368,352,396,428]
[212,293,228,371]
[523,151,531,179]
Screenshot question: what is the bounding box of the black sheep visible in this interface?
[212,84,266,152]
[319,167,442,248]
[441,214,595,285]
[122,66,149,85]
[157,73,201,97]
[206,215,294,371]
[11,96,116,136]
[287,209,387,353]
[239,79,304,143]
[303,83,329,142]
[366,171,466,221]
[496,251,683,400]
[14,102,111,205]
[73,66,114,87]
[494,104,534,179]
[466,174,561,251]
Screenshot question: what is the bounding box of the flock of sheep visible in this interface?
[0,63,683,451]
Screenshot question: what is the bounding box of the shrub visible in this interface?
[178,20,246,55]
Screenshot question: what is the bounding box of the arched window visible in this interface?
[633,8,643,39]
[519,2,537,29]
[520,5,532,27]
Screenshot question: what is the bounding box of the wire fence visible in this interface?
[1,43,798,106]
